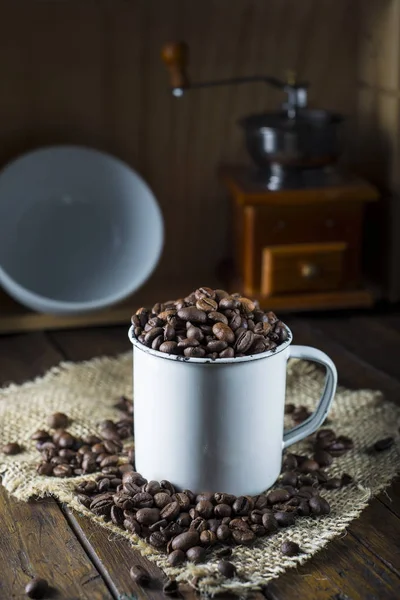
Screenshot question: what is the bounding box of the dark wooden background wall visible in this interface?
[0,0,359,287]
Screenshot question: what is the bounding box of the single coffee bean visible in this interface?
[184,346,206,358]
[173,492,190,510]
[144,327,164,344]
[171,531,200,552]
[262,512,278,533]
[136,508,160,525]
[336,435,354,450]
[177,306,207,323]
[53,464,72,477]
[177,337,200,350]
[149,518,168,532]
[282,454,298,471]
[214,492,236,505]
[196,297,218,312]
[123,517,141,534]
[212,322,235,344]
[154,492,173,509]
[324,477,342,489]
[133,492,154,508]
[297,499,311,516]
[219,347,235,358]
[216,524,231,541]
[149,531,168,548]
[206,340,228,352]
[2,442,22,455]
[280,471,298,487]
[37,462,53,476]
[144,480,162,495]
[235,329,254,353]
[130,564,150,586]
[232,496,252,515]
[231,529,255,544]
[254,495,269,510]
[186,325,204,341]
[152,335,164,350]
[341,473,354,486]
[214,503,232,518]
[299,459,320,473]
[163,579,179,595]
[267,489,291,505]
[25,577,49,599]
[176,512,191,528]
[195,500,214,519]
[313,450,333,467]
[316,428,336,443]
[58,433,75,449]
[76,480,97,494]
[309,495,331,516]
[186,546,205,563]
[161,521,183,540]
[274,511,296,527]
[325,440,347,456]
[159,341,179,354]
[374,437,394,451]
[168,549,185,566]
[200,530,217,545]
[281,540,301,556]
[218,560,236,578]
[160,501,180,521]
[110,505,124,526]
[31,430,51,442]
[47,412,69,429]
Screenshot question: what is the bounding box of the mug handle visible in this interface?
[283,345,337,449]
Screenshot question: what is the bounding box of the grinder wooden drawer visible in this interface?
[261,242,347,296]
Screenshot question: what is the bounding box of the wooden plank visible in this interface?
[284,316,400,403]
[0,487,113,600]
[304,313,400,384]
[0,333,113,599]
[47,325,129,362]
[378,478,400,519]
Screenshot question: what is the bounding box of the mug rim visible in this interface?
[128,324,293,364]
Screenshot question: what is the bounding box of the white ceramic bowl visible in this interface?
[0,146,163,315]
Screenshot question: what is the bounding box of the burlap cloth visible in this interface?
[1,352,399,597]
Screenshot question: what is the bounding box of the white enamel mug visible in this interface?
[129,325,337,496]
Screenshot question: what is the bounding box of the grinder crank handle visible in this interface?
[161,42,190,92]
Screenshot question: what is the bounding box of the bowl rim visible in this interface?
[0,144,164,314]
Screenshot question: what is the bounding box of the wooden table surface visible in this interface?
[1,309,400,599]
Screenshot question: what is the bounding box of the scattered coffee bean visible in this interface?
[218,560,236,578]
[324,477,342,489]
[2,442,22,455]
[129,564,150,586]
[47,412,69,429]
[25,577,49,599]
[281,540,301,556]
[374,437,394,452]
[274,511,296,527]
[341,473,353,486]
[168,549,185,566]
[215,547,233,558]
[186,545,206,563]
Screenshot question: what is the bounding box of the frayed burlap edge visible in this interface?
[1,351,399,597]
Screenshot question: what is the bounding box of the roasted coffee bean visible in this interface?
[262,512,278,533]
[189,508,199,520]
[111,505,124,526]
[136,508,160,525]
[186,326,204,341]
[274,511,296,527]
[168,549,185,566]
[299,459,320,473]
[232,496,252,515]
[207,518,221,533]
[172,492,190,510]
[374,437,394,451]
[126,471,147,486]
[177,337,200,349]
[159,341,179,354]
[281,540,300,556]
[280,471,298,487]
[171,531,200,552]
[231,529,255,545]
[53,464,72,477]
[143,480,162,495]
[214,492,236,505]
[313,450,333,467]
[36,462,53,476]
[76,480,97,495]
[176,512,191,528]
[325,440,347,456]
[196,297,218,312]
[100,454,119,468]
[149,518,168,532]
[316,428,336,445]
[324,477,342,489]
[297,499,311,516]
[267,489,291,505]
[48,412,69,429]
[341,473,353,486]
[336,435,354,450]
[76,493,92,508]
[184,346,206,358]
[254,495,269,510]
[161,522,183,539]
[196,492,214,503]
[282,454,298,471]
[144,327,164,344]
[152,335,163,350]
[25,577,49,599]
[2,442,22,455]
[230,518,250,531]
[196,500,214,519]
[164,324,176,341]
[214,503,232,518]
[216,524,231,542]
[163,578,179,596]
[186,546,206,563]
[154,492,173,509]
[177,306,207,323]
[149,531,168,548]
[218,560,236,578]
[190,517,208,533]
[235,329,254,353]
[309,495,330,516]
[292,406,311,423]
[92,443,106,454]
[212,322,235,344]
[196,286,216,299]
[160,501,180,521]
[58,433,75,449]
[123,517,141,534]
[219,347,235,358]
[130,564,150,586]
[31,430,51,442]
[206,340,228,352]
[133,493,154,508]
[200,530,217,545]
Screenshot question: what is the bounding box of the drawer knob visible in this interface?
[300,262,320,279]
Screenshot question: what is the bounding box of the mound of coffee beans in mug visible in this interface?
[131,287,289,359]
